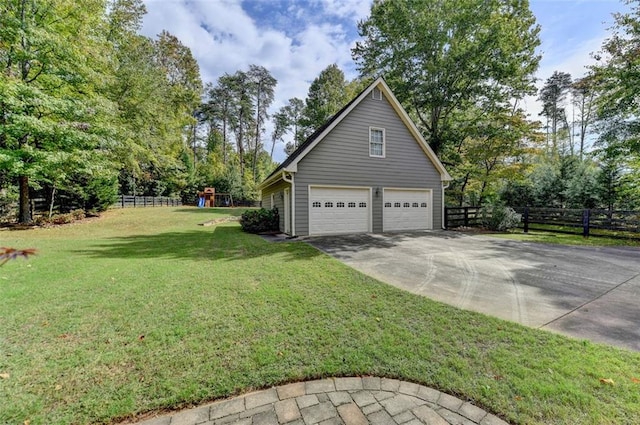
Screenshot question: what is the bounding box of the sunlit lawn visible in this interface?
[496,226,640,247]
[1,208,639,424]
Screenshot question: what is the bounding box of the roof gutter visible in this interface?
[441,181,450,230]
[281,171,295,236]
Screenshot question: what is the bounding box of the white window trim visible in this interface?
[369,127,385,158]
[372,88,383,100]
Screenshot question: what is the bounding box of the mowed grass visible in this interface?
[1,208,640,425]
[495,227,640,247]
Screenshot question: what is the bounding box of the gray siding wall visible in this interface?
[294,92,443,236]
[260,180,290,233]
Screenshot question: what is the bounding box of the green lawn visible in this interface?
[495,227,640,247]
[1,208,639,425]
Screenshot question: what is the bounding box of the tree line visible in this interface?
[1,0,203,223]
[2,0,639,224]
[0,0,368,223]
[193,63,365,202]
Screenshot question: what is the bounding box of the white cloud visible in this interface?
[522,32,607,121]
[320,0,371,22]
[140,0,366,161]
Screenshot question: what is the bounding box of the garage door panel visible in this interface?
[383,189,432,232]
[309,187,370,235]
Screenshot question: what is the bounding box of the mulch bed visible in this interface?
[198,216,241,227]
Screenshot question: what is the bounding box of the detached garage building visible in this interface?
[259,77,451,237]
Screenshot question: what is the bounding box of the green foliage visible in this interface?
[591,0,640,157]
[353,0,541,156]
[500,155,601,209]
[240,207,279,233]
[354,0,541,207]
[0,185,18,221]
[498,180,535,208]
[200,65,278,190]
[479,205,521,231]
[301,64,350,135]
[0,0,116,223]
[565,160,600,209]
[539,71,573,152]
[445,104,542,206]
[273,97,305,156]
[496,150,640,210]
[0,0,206,222]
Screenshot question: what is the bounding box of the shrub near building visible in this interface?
[240,208,279,233]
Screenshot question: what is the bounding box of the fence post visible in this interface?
[444,207,449,229]
[582,209,590,238]
[464,207,469,227]
[523,207,529,233]
[121,195,124,208]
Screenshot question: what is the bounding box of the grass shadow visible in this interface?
[75,225,321,262]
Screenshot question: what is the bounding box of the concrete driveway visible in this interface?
[307,231,640,352]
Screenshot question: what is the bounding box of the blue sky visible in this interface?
[141,0,630,160]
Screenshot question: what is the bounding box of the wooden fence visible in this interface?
[111,195,182,208]
[514,207,640,238]
[444,206,483,228]
[445,206,640,239]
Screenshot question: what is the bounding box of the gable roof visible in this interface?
[259,77,451,189]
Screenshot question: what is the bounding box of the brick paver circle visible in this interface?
[131,377,509,425]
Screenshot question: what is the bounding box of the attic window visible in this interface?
[372,88,383,100]
[369,127,385,158]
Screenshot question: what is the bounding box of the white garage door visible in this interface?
[309,187,371,235]
[383,189,432,232]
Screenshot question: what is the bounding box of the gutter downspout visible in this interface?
[282,171,295,236]
[441,181,450,230]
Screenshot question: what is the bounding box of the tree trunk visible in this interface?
[222,117,227,165]
[458,173,470,207]
[49,185,56,219]
[253,85,261,182]
[270,136,276,159]
[19,175,31,223]
[192,119,197,168]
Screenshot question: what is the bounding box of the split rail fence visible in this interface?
[444,206,483,228]
[445,206,640,240]
[111,195,182,208]
[513,207,640,239]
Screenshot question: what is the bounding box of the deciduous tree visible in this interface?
[272,98,305,156]
[301,64,350,135]
[353,0,541,157]
[0,0,115,223]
